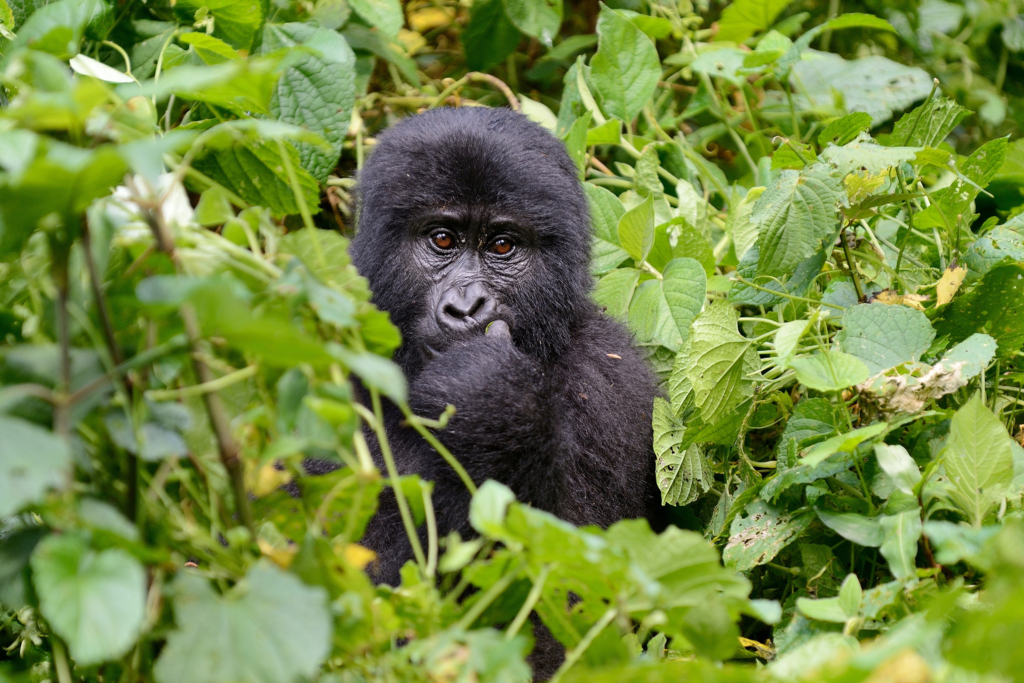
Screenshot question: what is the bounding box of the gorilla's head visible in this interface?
[351,107,593,372]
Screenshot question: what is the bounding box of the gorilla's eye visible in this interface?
[431,230,456,250]
[490,237,514,255]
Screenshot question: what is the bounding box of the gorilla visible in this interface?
[343,107,659,676]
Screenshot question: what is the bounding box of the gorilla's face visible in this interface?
[409,205,534,356]
[351,108,594,372]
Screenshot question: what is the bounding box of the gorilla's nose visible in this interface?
[437,282,497,332]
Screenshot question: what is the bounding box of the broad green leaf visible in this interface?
[589,5,660,123]
[818,112,873,147]
[634,145,663,200]
[328,345,407,404]
[791,52,932,125]
[791,351,869,393]
[175,0,262,50]
[772,319,809,369]
[593,268,639,320]
[689,47,747,86]
[686,301,759,424]
[714,0,792,43]
[192,139,320,218]
[585,183,626,243]
[348,0,402,38]
[653,398,712,506]
[617,193,654,263]
[937,333,996,380]
[917,138,1009,231]
[837,303,935,374]
[874,444,921,495]
[32,535,146,665]
[820,140,920,176]
[724,186,765,260]
[502,0,561,45]
[463,0,521,72]
[340,24,420,86]
[469,480,516,537]
[891,96,970,148]
[154,562,331,683]
[935,263,1024,357]
[586,119,621,145]
[178,33,240,63]
[801,422,888,467]
[262,23,356,182]
[661,258,707,346]
[879,509,922,581]
[816,509,883,547]
[754,165,843,278]
[962,226,1024,279]
[591,237,631,275]
[723,500,813,571]
[923,521,1000,565]
[8,0,107,58]
[628,280,677,350]
[944,394,1015,527]
[119,59,282,114]
[838,574,862,617]
[729,244,827,307]
[561,110,591,176]
[0,416,71,517]
[796,595,848,623]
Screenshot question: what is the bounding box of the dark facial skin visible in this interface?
[409,206,533,357]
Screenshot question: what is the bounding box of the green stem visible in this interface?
[506,566,550,640]
[52,638,73,683]
[401,404,477,494]
[275,139,323,269]
[454,559,525,630]
[840,228,865,301]
[364,391,427,569]
[145,364,258,401]
[424,485,438,579]
[549,608,618,683]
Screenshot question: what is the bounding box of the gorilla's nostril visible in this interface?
[466,296,486,319]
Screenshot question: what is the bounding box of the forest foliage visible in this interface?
[3,0,1024,681]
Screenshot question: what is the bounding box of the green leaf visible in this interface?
[348,0,402,38]
[463,0,521,72]
[31,535,146,665]
[686,301,759,424]
[724,186,765,260]
[9,0,108,58]
[328,345,407,404]
[753,165,843,278]
[818,112,873,147]
[837,303,935,374]
[653,398,712,506]
[585,183,626,244]
[891,96,970,148]
[714,0,792,43]
[628,280,677,350]
[262,23,356,182]
[923,521,1000,565]
[192,139,320,218]
[772,319,809,369]
[816,508,883,547]
[502,0,561,45]
[796,596,849,623]
[874,444,921,495]
[791,53,932,125]
[938,333,996,380]
[174,0,263,50]
[469,480,516,537]
[617,193,654,263]
[791,351,869,393]
[917,138,1009,231]
[0,416,71,517]
[820,140,920,176]
[662,258,707,347]
[586,118,621,145]
[878,509,922,581]
[589,5,660,123]
[801,422,887,467]
[593,268,639,320]
[154,562,331,683]
[962,226,1024,279]
[561,111,591,177]
[944,394,1015,527]
[179,32,240,63]
[935,263,1024,357]
[723,500,813,571]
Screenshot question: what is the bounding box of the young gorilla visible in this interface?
[346,107,659,676]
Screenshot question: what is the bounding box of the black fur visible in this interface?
[346,108,659,678]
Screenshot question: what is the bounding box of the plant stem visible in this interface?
[52,638,73,683]
[365,391,427,569]
[454,559,525,630]
[839,228,865,301]
[424,485,438,579]
[275,139,323,268]
[506,565,550,640]
[401,404,477,494]
[51,241,72,439]
[550,608,618,683]
[145,364,258,401]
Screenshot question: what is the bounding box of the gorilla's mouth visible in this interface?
[417,317,512,361]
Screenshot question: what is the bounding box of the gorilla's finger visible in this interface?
[485,319,511,338]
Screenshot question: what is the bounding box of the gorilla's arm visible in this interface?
[359,313,657,584]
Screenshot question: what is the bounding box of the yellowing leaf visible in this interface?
[872,289,928,311]
[407,6,451,32]
[340,543,377,569]
[251,461,292,497]
[258,539,299,568]
[936,265,967,306]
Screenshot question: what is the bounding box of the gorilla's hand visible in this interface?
[408,326,555,487]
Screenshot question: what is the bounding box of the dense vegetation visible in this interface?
[3,0,1024,681]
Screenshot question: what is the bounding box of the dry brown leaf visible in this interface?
[871,289,929,311]
[936,265,967,306]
